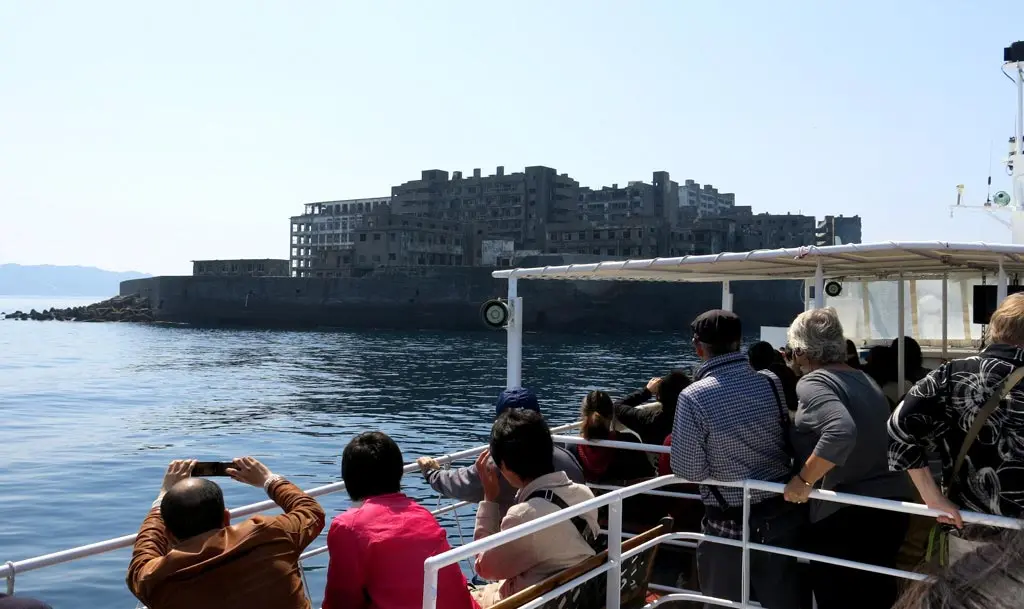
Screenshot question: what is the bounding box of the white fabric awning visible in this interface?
[491,242,1024,282]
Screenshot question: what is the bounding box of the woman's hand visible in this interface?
[921,488,964,529]
[475,449,502,502]
[646,377,662,394]
[783,476,812,504]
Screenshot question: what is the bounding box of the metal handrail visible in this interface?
[421,472,1022,609]
[0,421,580,586]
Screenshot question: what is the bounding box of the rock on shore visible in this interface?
[3,294,153,323]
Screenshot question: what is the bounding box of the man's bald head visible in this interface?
[160,478,227,541]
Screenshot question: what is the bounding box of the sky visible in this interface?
[1,1,1022,276]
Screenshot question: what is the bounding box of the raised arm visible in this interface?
[227,456,326,551]
[127,460,196,603]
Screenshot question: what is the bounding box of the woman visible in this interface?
[782,307,912,609]
[613,370,691,446]
[323,432,479,609]
[577,390,655,483]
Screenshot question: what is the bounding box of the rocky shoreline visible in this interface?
[3,294,152,322]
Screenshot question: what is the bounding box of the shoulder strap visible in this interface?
[760,371,796,468]
[526,489,599,550]
[949,366,1024,493]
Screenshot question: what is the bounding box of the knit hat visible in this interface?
[494,387,540,416]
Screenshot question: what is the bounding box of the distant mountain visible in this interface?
[0,264,151,297]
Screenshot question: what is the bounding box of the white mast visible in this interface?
[952,41,1024,244]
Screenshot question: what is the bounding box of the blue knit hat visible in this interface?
[495,387,540,416]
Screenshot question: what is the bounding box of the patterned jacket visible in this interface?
[888,343,1024,518]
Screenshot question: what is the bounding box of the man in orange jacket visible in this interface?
[127,457,325,609]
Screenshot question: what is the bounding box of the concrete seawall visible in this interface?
[121,268,804,333]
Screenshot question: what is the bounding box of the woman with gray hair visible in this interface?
[782,307,913,609]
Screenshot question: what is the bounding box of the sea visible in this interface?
[0,296,700,608]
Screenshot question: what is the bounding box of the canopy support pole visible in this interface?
[898,275,906,395]
[998,259,1008,304]
[721,281,733,311]
[942,274,949,361]
[506,277,523,390]
[814,260,825,309]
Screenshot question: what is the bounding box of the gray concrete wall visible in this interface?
[121,269,803,333]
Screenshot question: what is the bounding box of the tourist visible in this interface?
[889,293,1024,563]
[416,388,584,517]
[613,370,692,446]
[783,308,912,609]
[471,409,599,607]
[671,309,804,609]
[748,340,799,412]
[893,529,1023,609]
[127,457,325,609]
[576,390,655,483]
[882,337,929,404]
[0,595,51,609]
[863,345,894,388]
[323,432,478,609]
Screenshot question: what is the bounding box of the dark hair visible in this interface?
[160,478,225,541]
[580,390,614,440]
[894,530,1024,609]
[342,431,404,501]
[846,339,862,368]
[748,341,777,371]
[489,409,554,481]
[656,370,691,411]
[891,336,923,372]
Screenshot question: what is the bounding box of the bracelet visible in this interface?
[796,473,813,487]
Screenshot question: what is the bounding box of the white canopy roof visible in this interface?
[491,242,1024,282]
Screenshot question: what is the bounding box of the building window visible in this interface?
[388,253,396,261]
[372,255,381,262]
[607,248,616,256]
[360,234,367,242]
[390,233,396,241]
[578,231,586,240]
[373,233,381,241]
[593,249,601,255]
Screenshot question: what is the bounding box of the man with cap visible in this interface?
[417,388,585,517]
[670,310,804,609]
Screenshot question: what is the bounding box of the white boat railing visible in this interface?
[4,427,1021,608]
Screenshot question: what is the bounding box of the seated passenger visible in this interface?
[613,371,692,446]
[416,388,584,517]
[323,432,478,609]
[472,410,599,607]
[127,457,325,609]
[576,390,655,483]
[846,339,863,369]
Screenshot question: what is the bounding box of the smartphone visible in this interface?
[192,462,234,477]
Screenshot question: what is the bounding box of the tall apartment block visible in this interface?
[816,215,863,246]
[290,197,390,277]
[678,179,736,217]
[390,166,578,251]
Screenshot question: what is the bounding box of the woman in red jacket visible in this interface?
[323,432,479,609]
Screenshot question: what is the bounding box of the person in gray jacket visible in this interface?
[417,388,585,517]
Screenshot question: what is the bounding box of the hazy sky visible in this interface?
[1,1,1022,276]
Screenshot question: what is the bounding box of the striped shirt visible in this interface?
[670,351,792,539]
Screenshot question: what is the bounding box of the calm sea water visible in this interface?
[0,296,699,608]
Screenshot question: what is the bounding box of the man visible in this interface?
[127,457,326,609]
[471,409,599,607]
[670,310,803,609]
[0,595,51,609]
[416,387,585,517]
[889,293,1024,562]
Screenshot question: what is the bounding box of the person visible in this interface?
[323,432,478,609]
[748,340,799,413]
[127,457,325,609]
[882,337,929,405]
[889,293,1024,562]
[863,345,894,389]
[416,388,585,517]
[0,595,51,609]
[576,390,655,483]
[471,409,599,607]
[671,309,804,609]
[845,339,862,369]
[782,308,912,609]
[893,528,1024,609]
[612,370,692,446]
